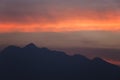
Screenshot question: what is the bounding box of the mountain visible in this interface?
[0,43,120,80]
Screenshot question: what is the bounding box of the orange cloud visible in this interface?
[0,10,120,32]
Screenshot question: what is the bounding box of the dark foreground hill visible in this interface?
[0,43,120,80]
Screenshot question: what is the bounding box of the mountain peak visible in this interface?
[92,57,107,63]
[1,45,21,53]
[24,43,37,48]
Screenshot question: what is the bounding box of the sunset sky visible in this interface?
[0,0,120,65]
[0,0,120,32]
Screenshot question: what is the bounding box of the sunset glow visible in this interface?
[0,18,120,32]
[0,0,120,32]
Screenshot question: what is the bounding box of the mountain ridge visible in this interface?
[0,43,120,80]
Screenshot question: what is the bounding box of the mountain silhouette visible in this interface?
[24,43,38,48]
[0,43,120,80]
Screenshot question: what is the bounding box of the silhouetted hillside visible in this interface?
[0,43,120,80]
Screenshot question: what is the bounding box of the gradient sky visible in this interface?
[0,0,120,32]
[0,0,120,65]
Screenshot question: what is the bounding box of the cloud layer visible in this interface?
[0,0,120,32]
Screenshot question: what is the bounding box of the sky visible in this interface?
[0,0,120,32]
[0,0,120,65]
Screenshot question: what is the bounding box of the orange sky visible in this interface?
[0,0,120,33]
[0,0,120,32]
[0,10,120,32]
[0,17,120,32]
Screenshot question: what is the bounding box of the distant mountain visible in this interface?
[59,47,120,66]
[0,43,120,80]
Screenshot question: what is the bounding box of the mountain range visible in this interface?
[0,43,120,80]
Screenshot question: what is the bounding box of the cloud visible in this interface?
[0,0,52,23]
[0,31,120,48]
[0,0,120,32]
[0,0,119,23]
